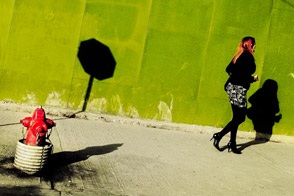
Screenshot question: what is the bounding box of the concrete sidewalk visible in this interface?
[0,108,294,195]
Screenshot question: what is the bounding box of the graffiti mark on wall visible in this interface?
[45,91,67,108]
[156,95,174,122]
[22,93,37,105]
[127,106,139,118]
[88,98,107,113]
[111,94,124,115]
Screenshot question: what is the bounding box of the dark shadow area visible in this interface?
[78,38,116,112]
[0,144,123,190]
[233,79,283,152]
[49,144,123,166]
[0,157,37,178]
[236,140,268,152]
[247,79,282,142]
[0,186,57,196]
[217,140,268,152]
[41,143,123,189]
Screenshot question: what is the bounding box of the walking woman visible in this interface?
[211,36,258,154]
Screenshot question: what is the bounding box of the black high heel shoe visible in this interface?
[227,142,242,154]
[210,133,221,151]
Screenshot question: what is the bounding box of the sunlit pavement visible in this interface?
[1,108,294,196]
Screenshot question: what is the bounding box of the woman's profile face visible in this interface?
[252,44,256,53]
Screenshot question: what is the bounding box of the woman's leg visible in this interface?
[229,104,246,143]
[219,121,234,138]
[212,104,246,152]
[226,105,246,154]
[214,104,246,151]
[211,104,237,150]
[219,104,246,138]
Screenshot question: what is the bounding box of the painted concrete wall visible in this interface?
[0,0,293,136]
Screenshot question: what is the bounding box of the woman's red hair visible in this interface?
[233,37,255,63]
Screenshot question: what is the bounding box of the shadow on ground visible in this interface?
[42,143,123,189]
[0,144,123,190]
[0,186,60,196]
[218,136,270,152]
[0,157,34,178]
[236,139,268,152]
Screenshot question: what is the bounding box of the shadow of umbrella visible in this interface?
[78,38,116,111]
[40,143,123,189]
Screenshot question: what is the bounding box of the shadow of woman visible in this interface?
[239,79,282,151]
[237,140,268,152]
[41,143,123,188]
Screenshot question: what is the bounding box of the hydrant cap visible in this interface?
[32,108,45,121]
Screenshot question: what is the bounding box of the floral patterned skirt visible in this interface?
[225,82,248,108]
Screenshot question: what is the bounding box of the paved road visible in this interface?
[0,109,294,196]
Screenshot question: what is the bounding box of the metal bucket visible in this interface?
[14,139,53,175]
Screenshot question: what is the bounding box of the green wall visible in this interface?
[0,0,293,136]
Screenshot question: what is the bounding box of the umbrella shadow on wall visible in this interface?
[238,79,282,151]
[77,38,116,112]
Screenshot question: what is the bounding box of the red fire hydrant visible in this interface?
[20,106,56,146]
